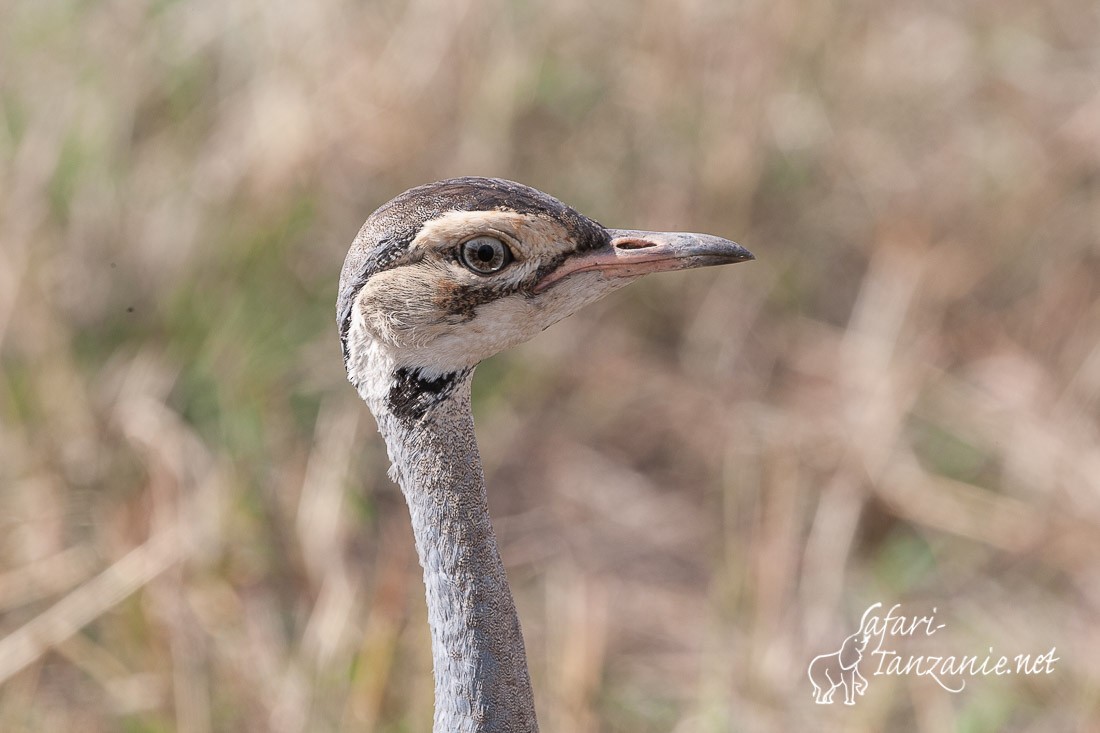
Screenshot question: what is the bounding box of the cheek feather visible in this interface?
[357,266,451,347]
[432,279,503,323]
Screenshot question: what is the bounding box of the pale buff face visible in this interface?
[346,209,630,383]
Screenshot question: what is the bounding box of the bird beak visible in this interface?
[535,229,753,292]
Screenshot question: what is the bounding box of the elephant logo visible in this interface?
[807,606,877,705]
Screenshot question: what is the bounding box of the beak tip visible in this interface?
[723,240,754,263]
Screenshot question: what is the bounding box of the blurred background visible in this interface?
[2,0,1099,731]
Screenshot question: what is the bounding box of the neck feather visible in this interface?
[370,369,538,733]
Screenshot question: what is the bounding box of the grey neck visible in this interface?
[371,371,538,733]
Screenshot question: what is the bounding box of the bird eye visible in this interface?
[459,236,512,274]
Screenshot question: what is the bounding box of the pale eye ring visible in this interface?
[459,236,512,274]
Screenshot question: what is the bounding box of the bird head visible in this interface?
[337,177,752,415]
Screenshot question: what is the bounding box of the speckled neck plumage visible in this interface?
[338,177,752,730]
[373,371,538,733]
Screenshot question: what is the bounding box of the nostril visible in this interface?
[614,239,655,250]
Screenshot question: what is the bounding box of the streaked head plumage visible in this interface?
[338,177,752,415]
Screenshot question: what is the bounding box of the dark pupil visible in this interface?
[476,243,496,262]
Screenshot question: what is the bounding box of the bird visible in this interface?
[337,177,753,732]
